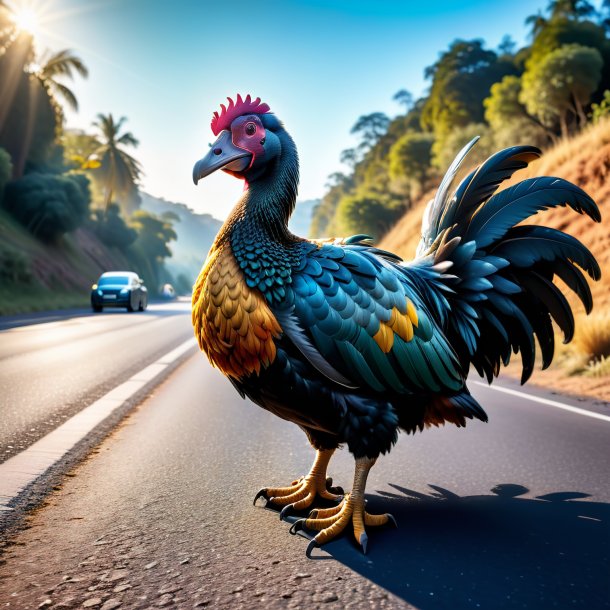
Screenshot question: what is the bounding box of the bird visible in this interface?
[191,94,601,556]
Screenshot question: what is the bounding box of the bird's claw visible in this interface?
[253,488,268,505]
[289,519,306,535]
[306,539,319,559]
[359,532,368,555]
[279,504,294,521]
[387,513,398,529]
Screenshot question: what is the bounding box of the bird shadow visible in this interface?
[300,483,610,609]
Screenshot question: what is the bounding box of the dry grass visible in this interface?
[572,313,610,360]
[379,119,610,393]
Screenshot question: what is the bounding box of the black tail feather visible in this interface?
[416,140,601,384]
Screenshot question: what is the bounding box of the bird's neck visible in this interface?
[210,129,302,303]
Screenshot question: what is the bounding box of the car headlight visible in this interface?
[120,288,130,295]
[97,289,103,296]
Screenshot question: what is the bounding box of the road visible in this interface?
[0,301,194,462]
[0,309,609,609]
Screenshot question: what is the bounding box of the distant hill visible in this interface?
[140,192,222,286]
[289,199,319,237]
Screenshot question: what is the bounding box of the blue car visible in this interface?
[91,271,148,313]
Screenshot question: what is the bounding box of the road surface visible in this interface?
[0,308,609,609]
[0,301,193,462]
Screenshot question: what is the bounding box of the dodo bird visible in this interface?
[192,94,601,556]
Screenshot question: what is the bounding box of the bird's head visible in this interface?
[192,94,283,185]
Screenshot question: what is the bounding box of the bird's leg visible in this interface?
[290,456,396,556]
[253,449,343,518]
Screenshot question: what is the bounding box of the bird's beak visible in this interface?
[192,130,252,184]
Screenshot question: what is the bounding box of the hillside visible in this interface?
[140,192,222,285]
[379,119,610,399]
[0,208,133,314]
[380,119,610,311]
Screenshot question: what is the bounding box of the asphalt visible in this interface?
[0,301,194,462]
[0,342,608,609]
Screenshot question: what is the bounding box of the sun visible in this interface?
[12,7,40,36]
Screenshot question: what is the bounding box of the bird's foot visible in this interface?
[252,449,342,518]
[290,493,396,556]
[253,475,343,517]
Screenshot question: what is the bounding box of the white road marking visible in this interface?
[0,337,198,512]
[471,380,610,423]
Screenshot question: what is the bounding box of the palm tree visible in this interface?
[93,113,142,213]
[37,49,88,113]
[0,2,87,175]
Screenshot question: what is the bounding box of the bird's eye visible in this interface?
[245,122,256,136]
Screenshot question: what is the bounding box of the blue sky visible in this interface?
[27,0,555,219]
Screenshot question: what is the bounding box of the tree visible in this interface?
[93,113,142,214]
[392,89,413,113]
[548,0,596,20]
[497,35,517,57]
[129,210,177,291]
[339,147,359,168]
[484,75,552,146]
[2,171,91,241]
[434,123,496,173]
[421,39,516,166]
[388,132,434,198]
[92,202,137,250]
[350,112,390,151]
[37,49,88,117]
[520,43,603,136]
[590,89,610,123]
[336,191,404,238]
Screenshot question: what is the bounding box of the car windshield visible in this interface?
[98,276,130,286]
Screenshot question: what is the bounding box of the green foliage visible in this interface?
[388,132,434,197]
[336,192,405,239]
[2,172,91,242]
[128,210,177,291]
[0,148,12,203]
[521,43,603,136]
[484,75,550,147]
[91,203,137,250]
[93,114,142,214]
[350,112,390,152]
[590,90,610,122]
[0,240,32,286]
[430,124,496,175]
[421,39,516,165]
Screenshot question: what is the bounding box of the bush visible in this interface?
[2,172,91,242]
[336,192,405,239]
[92,203,137,250]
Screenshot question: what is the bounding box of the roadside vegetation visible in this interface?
[0,1,182,313]
[310,0,610,391]
[312,0,610,240]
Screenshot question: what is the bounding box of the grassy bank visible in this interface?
[0,208,131,315]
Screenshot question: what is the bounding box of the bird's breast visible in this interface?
[192,244,281,379]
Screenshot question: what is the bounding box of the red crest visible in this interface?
[211,94,270,135]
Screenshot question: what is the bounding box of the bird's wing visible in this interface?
[272,242,465,395]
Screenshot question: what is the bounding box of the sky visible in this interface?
[18,0,558,220]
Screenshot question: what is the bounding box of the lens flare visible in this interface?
[13,7,39,35]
